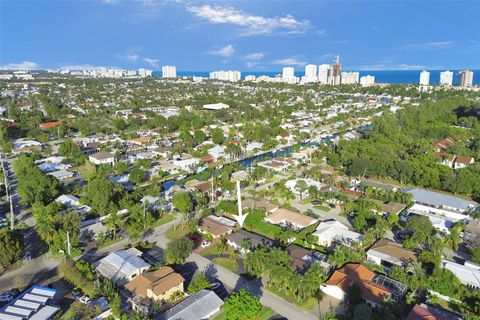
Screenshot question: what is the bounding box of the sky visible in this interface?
[1,0,479,71]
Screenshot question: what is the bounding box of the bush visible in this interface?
[59,260,98,297]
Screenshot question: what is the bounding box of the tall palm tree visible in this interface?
[106,211,123,239]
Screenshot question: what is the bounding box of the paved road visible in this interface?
[186,253,318,320]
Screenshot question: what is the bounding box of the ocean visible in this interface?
[152,70,480,85]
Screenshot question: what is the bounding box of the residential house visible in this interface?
[242,199,278,213]
[152,146,172,159]
[366,239,417,271]
[39,121,62,130]
[198,215,236,238]
[405,303,462,320]
[156,290,223,320]
[442,259,480,289]
[286,244,333,275]
[313,220,363,248]
[285,178,323,197]
[125,267,184,311]
[371,200,407,216]
[454,155,475,169]
[89,152,115,165]
[12,139,42,154]
[226,229,277,254]
[95,248,151,285]
[231,170,249,181]
[321,263,406,308]
[47,169,75,181]
[264,208,318,230]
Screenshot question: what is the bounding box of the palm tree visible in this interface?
[215,238,227,258]
[106,211,123,240]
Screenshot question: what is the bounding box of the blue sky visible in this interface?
[1,0,479,71]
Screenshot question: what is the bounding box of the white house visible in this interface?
[89,152,115,165]
[203,103,229,110]
[95,248,150,285]
[313,220,363,248]
[442,259,480,289]
[285,178,323,197]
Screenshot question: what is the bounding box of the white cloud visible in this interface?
[244,52,264,61]
[59,64,109,70]
[357,64,429,71]
[273,58,307,67]
[1,61,38,70]
[101,0,118,4]
[209,44,235,58]
[143,58,159,67]
[402,41,453,50]
[186,4,310,35]
[126,54,140,62]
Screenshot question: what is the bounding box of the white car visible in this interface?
[0,294,14,303]
[201,241,211,248]
[79,295,91,304]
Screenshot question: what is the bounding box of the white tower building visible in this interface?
[318,64,330,84]
[419,70,430,86]
[440,71,453,86]
[162,65,177,78]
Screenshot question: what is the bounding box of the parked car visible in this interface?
[79,295,91,304]
[0,294,14,303]
[201,240,211,248]
[24,251,31,261]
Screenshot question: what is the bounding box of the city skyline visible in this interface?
[1,1,479,71]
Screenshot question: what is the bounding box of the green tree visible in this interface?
[194,129,206,144]
[172,191,194,227]
[83,177,116,215]
[187,272,211,294]
[223,289,262,320]
[165,237,195,264]
[0,229,23,267]
[353,304,372,320]
[59,138,84,165]
[212,127,224,145]
[128,168,147,185]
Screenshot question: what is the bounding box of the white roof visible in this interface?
[47,169,74,179]
[207,215,237,227]
[96,249,150,283]
[203,103,229,110]
[158,290,223,320]
[55,194,80,207]
[313,220,363,246]
[22,294,49,304]
[29,305,60,320]
[13,139,42,150]
[4,306,32,317]
[442,259,480,287]
[13,300,40,311]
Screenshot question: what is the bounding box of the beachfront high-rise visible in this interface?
[302,64,318,83]
[329,55,341,85]
[162,65,177,78]
[209,70,241,82]
[419,70,430,86]
[360,75,375,87]
[282,67,295,79]
[458,70,474,87]
[318,64,330,84]
[341,72,360,85]
[440,71,453,86]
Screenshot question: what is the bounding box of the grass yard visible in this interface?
[299,197,313,204]
[200,243,235,257]
[214,307,274,320]
[96,236,123,249]
[313,205,332,212]
[151,213,174,228]
[243,210,283,239]
[165,224,190,240]
[212,257,238,272]
[266,285,318,311]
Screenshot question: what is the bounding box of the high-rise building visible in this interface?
[458,70,474,87]
[162,65,177,78]
[305,64,317,78]
[360,75,375,87]
[439,71,453,86]
[341,72,360,85]
[419,70,430,86]
[329,55,342,85]
[209,70,241,82]
[282,67,295,79]
[318,64,330,84]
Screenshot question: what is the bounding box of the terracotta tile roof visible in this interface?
[326,263,393,305]
[39,121,62,130]
[454,155,474,165]
[125,266,184,298]
[405,303,460,320]
[129,136,151,144]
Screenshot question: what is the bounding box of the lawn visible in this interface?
[243,210,283,239]
[200,243,235,257]
[313,205,331,212]
[151,213,174,228]
[96,236,123,249]
[165,223,191,240]
[266,285,318,311]
[299,197,312,204]
[212,257,238,272]
[214,307,274,320]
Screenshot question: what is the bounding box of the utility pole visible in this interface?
[0,152,14,230]
[66,231,71,256]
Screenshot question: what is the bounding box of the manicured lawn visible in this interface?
[212,257,238,272]
[266,285,318,311]
[244,210,283,239]
[313,205,331,212]
[214,307,274,320]
[200,243,235,257]
[299,197,312,204]
[165,224,190,240]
